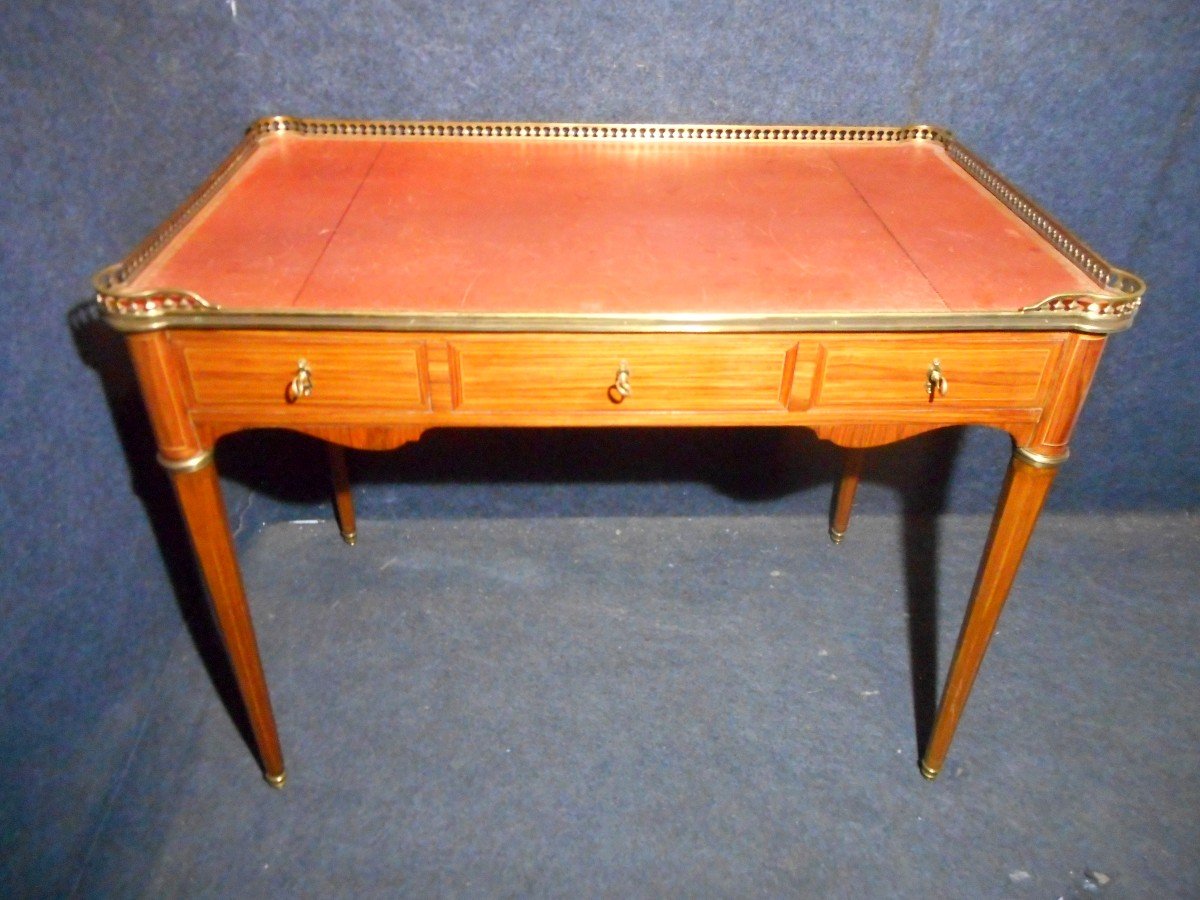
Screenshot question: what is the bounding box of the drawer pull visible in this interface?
[285,358,313,403]
[608,360,632,403]
[926,359,948,399]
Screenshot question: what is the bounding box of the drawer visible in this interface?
[812,335,1063,409]
[448,335,807,413]
[174,332,429,410]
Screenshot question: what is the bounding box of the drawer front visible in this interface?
[175,332,428,410]
[813,336,1062,408]
[449,335,805,413]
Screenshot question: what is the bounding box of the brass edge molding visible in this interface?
[100,307,1138,336]
[1017,274,1143,323]
[945,138,1109,282]
[95,277,217,317]
[93,116,1143,333]
[157,449,214,474]
[942,138,1145,323]
[1014,446,1069,469]
[93,128,262,310]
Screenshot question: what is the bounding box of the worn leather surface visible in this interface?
[133,135,1099,315]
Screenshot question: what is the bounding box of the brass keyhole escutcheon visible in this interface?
[608,360,632,404]
[286,358,313,403]
[926,359,948,399]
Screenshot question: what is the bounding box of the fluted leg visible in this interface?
[164,451,286,787]
[919,447,1059,779]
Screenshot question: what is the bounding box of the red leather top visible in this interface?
[129,133,1101,316]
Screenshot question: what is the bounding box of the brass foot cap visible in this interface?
[265,770,287,789]
[918,761,939,781]
[341,531,357,546]
[829,527,845,545]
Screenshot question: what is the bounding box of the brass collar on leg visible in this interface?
[156,449,214,474]
[1013,447,1069,469]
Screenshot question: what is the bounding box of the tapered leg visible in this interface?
[165,451,286,787]
[829,448,866,544]
[328,444,357,545]
[919,448,1059,779]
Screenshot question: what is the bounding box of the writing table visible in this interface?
[96,117,1144,786]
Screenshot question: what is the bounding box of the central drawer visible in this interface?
[447,335,805,413]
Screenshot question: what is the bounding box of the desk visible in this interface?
[96,117,1144,786]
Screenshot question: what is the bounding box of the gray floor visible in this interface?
[73,512,1198,897]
